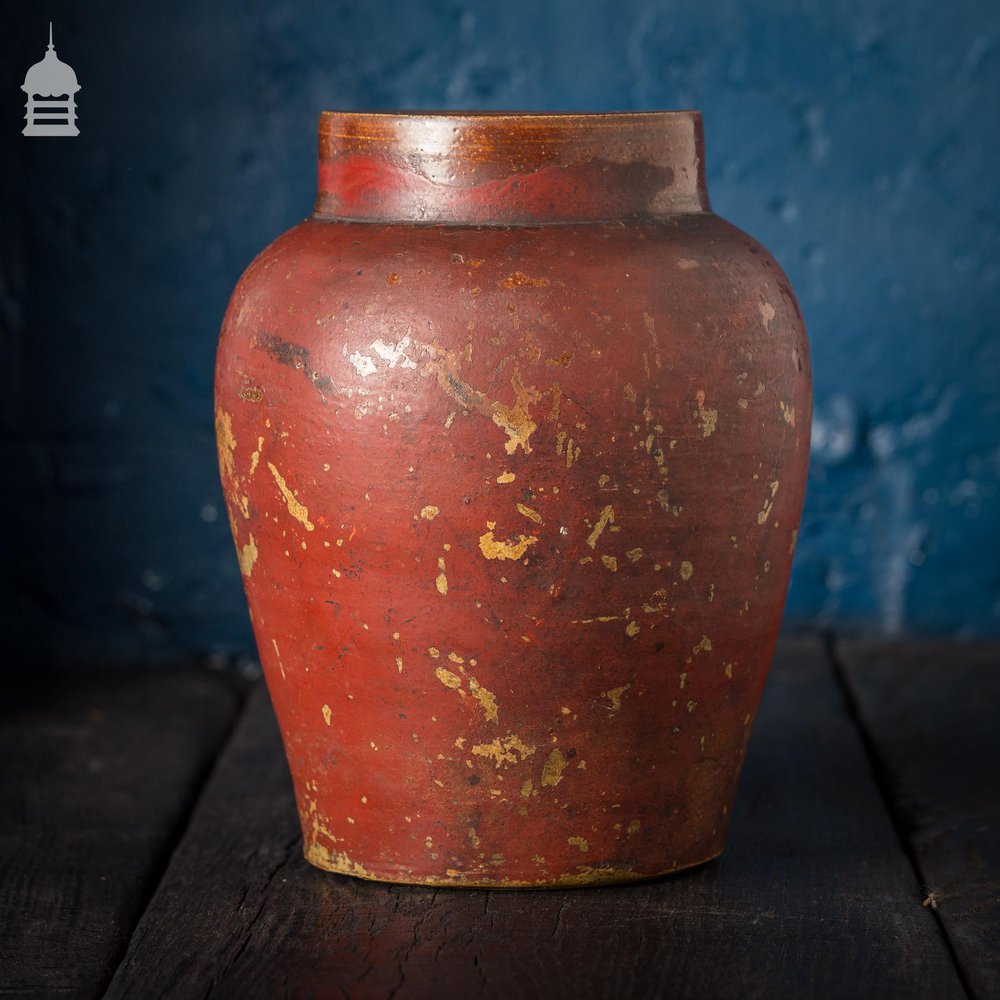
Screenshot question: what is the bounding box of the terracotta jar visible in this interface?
[215,111,811,887]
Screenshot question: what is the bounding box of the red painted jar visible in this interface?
[215,111,811,887]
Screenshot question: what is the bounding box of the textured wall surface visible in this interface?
[2,0,997,665]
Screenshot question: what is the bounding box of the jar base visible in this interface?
[303,841,723,889]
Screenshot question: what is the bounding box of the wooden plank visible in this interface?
[0,665,243,1000]
[105,638,964,1000]
[839,639,1000,1000]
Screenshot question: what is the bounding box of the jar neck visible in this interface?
[313,111,710,226]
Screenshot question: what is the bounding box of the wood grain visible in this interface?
[105,638,964,999]
[0,665,243,999]
[839,639,999,1000]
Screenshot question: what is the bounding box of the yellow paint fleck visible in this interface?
[469,678,499,723]
[541,748,568,787]
[471,733,537,767]
[396,656,403,673]
[492,370,542,455]
[478,527,538,561]
[520,778,534,798]
[497,471,516,484]
[249,436,264,476]
[598,474,610,488]
[428,647,441,658]
[500,271,550,288]
[436,555,448,595]
[695,389,718,438]
[435,666,462,689]
[625,620,640,637]
[790,528,799,555]
[567,836,589,852]
[467,827,481,849]
[693,636,713,654]
[780,401,796,427]
[238,534,258,577]
[215,408,237,482]
[517,503,543,524]
[601,555,618,572]
[602,684,631,713]
[322,704,332,726]
[626,547,643,563]
[586,505,615,549]
[268,462,315,531]
[679,560,694,581]
[421,505,440,520]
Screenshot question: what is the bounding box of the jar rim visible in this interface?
[314,110,709,225]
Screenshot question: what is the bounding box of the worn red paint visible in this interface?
[215,112,811,887]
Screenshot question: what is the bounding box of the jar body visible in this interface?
[215,114,811,887]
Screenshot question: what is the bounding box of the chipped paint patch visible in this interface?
[567,836,589,852]
[268,462,315,531]
[469,678,499,723]
[497,471,516,484]
[500,271,550,288]
[541,748,568,787]
[780,401,796,426]
[436,556,449,596]
[517,503,543,524]
[586,505,615,549]
[601,555,618,572]
[760,300,776,332]
[249,435,264,476]
[602,684,631,713]
[626,547,643,563]
[435,666,462,689]
[679,560,694,581]
[695,389,718,438]
[492,370,542,455]
[421,505,440,521]
[347,352,377,377]
[371,332,417,369]
[322,704,332,726]
[693,636,713,654]
[625,620,640,637]
[471,733,536,767]
[478,524,538,561]
[238,534,258,577]
[215,408,237,482]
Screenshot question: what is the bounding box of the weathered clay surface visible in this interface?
[215,112,811,886]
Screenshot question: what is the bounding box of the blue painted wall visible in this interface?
[2,0,997,665]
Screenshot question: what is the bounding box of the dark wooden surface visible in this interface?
[840,640,1000,1000]
[2,637,997,999]
[0,665,244,1000]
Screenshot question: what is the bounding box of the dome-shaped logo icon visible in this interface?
[22,23,80,137]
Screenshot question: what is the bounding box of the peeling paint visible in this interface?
[268,462,315,531]
[541,748,568,786]
[238,534,258,577]
[586,505,615,548]
[471,733,536,767]
[478,524,538,561]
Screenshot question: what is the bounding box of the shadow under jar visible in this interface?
[215,111,812,887]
